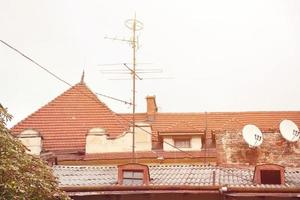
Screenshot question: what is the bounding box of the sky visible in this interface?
[1,0,300,127]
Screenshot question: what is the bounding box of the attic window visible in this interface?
[253,164,285,185]
[118,163,150,185]
[123,170,144,185]
[260,170,281,184]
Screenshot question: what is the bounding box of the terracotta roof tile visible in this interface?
[10,81,300,154]
[159,121,202,133]
[11,82,129,152]
[150,112,300,133]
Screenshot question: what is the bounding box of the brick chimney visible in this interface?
[146,96,157,120]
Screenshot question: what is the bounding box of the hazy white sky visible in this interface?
[1,0,300,127]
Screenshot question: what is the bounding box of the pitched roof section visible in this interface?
[11,82,129,152]
[120,111,300,133]
[53,164,300,188]
[159,121,202,133]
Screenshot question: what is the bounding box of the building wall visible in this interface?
[86,123,152,153]
[163,136,202,151]
[216,131,300,167]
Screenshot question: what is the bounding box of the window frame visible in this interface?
[253,164,285,185]
[118,163,150,185]
[122,170,145,185]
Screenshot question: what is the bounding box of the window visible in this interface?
[118,163,150,185]
[174,138,191,148]
[253,164,285,185]
[260,170,281,184]
[122,170,144,185]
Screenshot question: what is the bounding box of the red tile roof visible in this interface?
[159,120,202,133]
[11,82,129,152]
[151,112,300,132]
[120,112,300,142]
[10,81,300,154]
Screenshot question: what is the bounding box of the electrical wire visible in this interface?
[1,40,259,182]
[0,39,191,156]
[0,40,131,105]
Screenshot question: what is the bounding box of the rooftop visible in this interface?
[53,164,300,188]
[11,82,129,152]
[10,81,300,154]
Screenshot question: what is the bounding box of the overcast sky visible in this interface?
[1,0,300,127]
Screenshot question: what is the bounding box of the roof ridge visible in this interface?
[81,83,129,131]
[11,84,75,131]
[11,82,129,135]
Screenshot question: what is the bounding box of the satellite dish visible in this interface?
[242,124,263,148]
[279,120,300,142]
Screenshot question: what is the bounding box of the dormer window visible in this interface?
[123,170,144,185]
[118,163,150,185]
[253,164,285,185]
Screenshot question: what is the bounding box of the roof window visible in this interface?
[253,164,285,185]
[118,163,150,185]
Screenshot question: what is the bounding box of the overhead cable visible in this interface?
[0,40,131,105]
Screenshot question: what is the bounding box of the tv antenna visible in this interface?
[102,14,146,163]
[242,124,263,148]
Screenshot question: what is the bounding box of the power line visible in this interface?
[0,40,131,105]
[1,41,254,182]
[0,40,232,167]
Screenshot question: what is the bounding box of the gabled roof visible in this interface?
[11,82,129,152]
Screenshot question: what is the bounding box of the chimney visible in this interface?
[146,96,157,120]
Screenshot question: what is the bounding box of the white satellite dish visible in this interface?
[242,124,263,148]
[279,120,299,142]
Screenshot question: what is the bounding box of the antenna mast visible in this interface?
[125,14,144,162]
[102,14,147,162]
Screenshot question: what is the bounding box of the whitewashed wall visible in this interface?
[85,123,152,154]
[18,129,42,155]
[163,136,202,151]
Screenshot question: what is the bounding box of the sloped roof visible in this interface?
[121,112,300,133]
[159,121,202,133]
[53,164,300,188]
[10,80,300,154]
[11,82,129,152]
